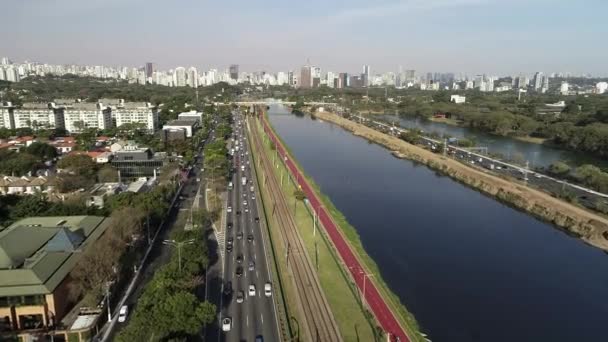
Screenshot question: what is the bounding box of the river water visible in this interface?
[378,113,608,169]
[267,105,608,342]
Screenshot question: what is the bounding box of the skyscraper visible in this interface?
[362,65,370,87]
[187,67,199,87]
[405,70,416,82]
[174,67,186,87]
[145,62,155,78]
[533,72,543,91]
[229,64,239,80]
[300,65,312,89]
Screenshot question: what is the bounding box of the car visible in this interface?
[226,245,233,253]
[243,200,248,206]
[227,206,232,213]
[243,193,247,198]
[223,281,232,297]
[252,194,256,200]
[255,217,260,222]
[245,207,249,213]
[248,261,255,271]
[236,266,243,277]
[247,234,254,243]
[255,335,264,342]
[222,317,232,332]
[236,291,244,303]
[227,237,234,245]
[236,254,243,264]
[237,232,243,240]
[236,210,241,215]
[248,284,256,296]
[264,283,272,297]
[227,222,233,229]
[118,305,128,323]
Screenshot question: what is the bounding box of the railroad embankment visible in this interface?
[316,111,608,252]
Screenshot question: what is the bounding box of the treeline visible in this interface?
[548,161,608,199]
[115,227,215,341]
[0,142,58,176]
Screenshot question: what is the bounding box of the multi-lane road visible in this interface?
[218,112,280,342]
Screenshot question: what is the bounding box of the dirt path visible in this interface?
[316,111,608,252]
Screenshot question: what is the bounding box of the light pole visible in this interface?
[163,239,195,272]
[105,281,113,322]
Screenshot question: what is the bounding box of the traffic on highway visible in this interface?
[219,112,280,342]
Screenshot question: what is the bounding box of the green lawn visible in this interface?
[255,120,378,342]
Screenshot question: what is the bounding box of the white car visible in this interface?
[118,305,128,323]
[227,206,232,213]
[264,283,272,297]
[248,284,256,297]
[222,317,232,332]
[245,207,249,213]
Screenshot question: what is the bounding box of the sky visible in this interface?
[2,0,607,75]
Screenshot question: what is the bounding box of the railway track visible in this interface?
[248,116,343,342]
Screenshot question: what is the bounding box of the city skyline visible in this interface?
[2,0,607,75]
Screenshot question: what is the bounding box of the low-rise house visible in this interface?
[49,137,76,155]
[0,176,54,195]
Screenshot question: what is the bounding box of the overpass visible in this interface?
[230,100,338,107]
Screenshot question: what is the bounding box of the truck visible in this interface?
[242,176,247,186]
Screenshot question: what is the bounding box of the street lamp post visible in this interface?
[163,239,195,272]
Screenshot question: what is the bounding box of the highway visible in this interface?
[258,112,410,342]
[219,112,280,342]
[352,114,608,211]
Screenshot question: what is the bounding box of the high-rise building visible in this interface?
[187,67,198,88]
[174,67,187,87]
[145,62,155,78]
[405,70,416,82]
[299,65,312,89]
[533,72,543,91]
[541,76,549,93]
[229,64,239,80]
[362,65,371,87]
[596,82,608,94]
[560,82,569,95]
[288,71,294,86]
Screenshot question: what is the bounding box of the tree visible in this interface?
[97,165,119,183]
[293,189,306,215]
[548,161,571,177]
[25,142,58,160]
[57,154,97,177]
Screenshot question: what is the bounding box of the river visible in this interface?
[267,105,608,342]
[377,113,608,169]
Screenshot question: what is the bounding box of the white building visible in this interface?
[63,103,112,133]
[162,119,197,137]
[177,110,203,123]
[596,82,608,94]
[112,101,158,132]
[174,67,187,87]
[187,67,199,88]
[560,82,570,95]
[450,95,466,104]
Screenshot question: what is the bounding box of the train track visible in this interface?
[248,116,343,342]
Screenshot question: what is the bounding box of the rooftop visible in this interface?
[0,216,111,297]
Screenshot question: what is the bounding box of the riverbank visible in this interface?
[316,111,608,252]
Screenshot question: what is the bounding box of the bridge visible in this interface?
[229,100,338,107]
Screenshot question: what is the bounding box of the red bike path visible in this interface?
[260,115,410,342]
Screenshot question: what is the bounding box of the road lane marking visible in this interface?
[256,270,258,278]
[261,314,264,324]
[246,315,249,327]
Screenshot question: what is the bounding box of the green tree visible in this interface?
[548,161,571,177]
[57,154,97,177]
[25,142,58,160]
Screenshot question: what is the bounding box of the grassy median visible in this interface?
[262,113,425,342]
[254,119,379,342]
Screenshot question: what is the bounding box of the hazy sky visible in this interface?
[2,0,607,75]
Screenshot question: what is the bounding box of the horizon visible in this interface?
[2,0,607,75]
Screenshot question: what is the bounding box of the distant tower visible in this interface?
[300,64,312,89]
[362,65,371,87]
[229,64,239,80]
[145,62,155,78]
